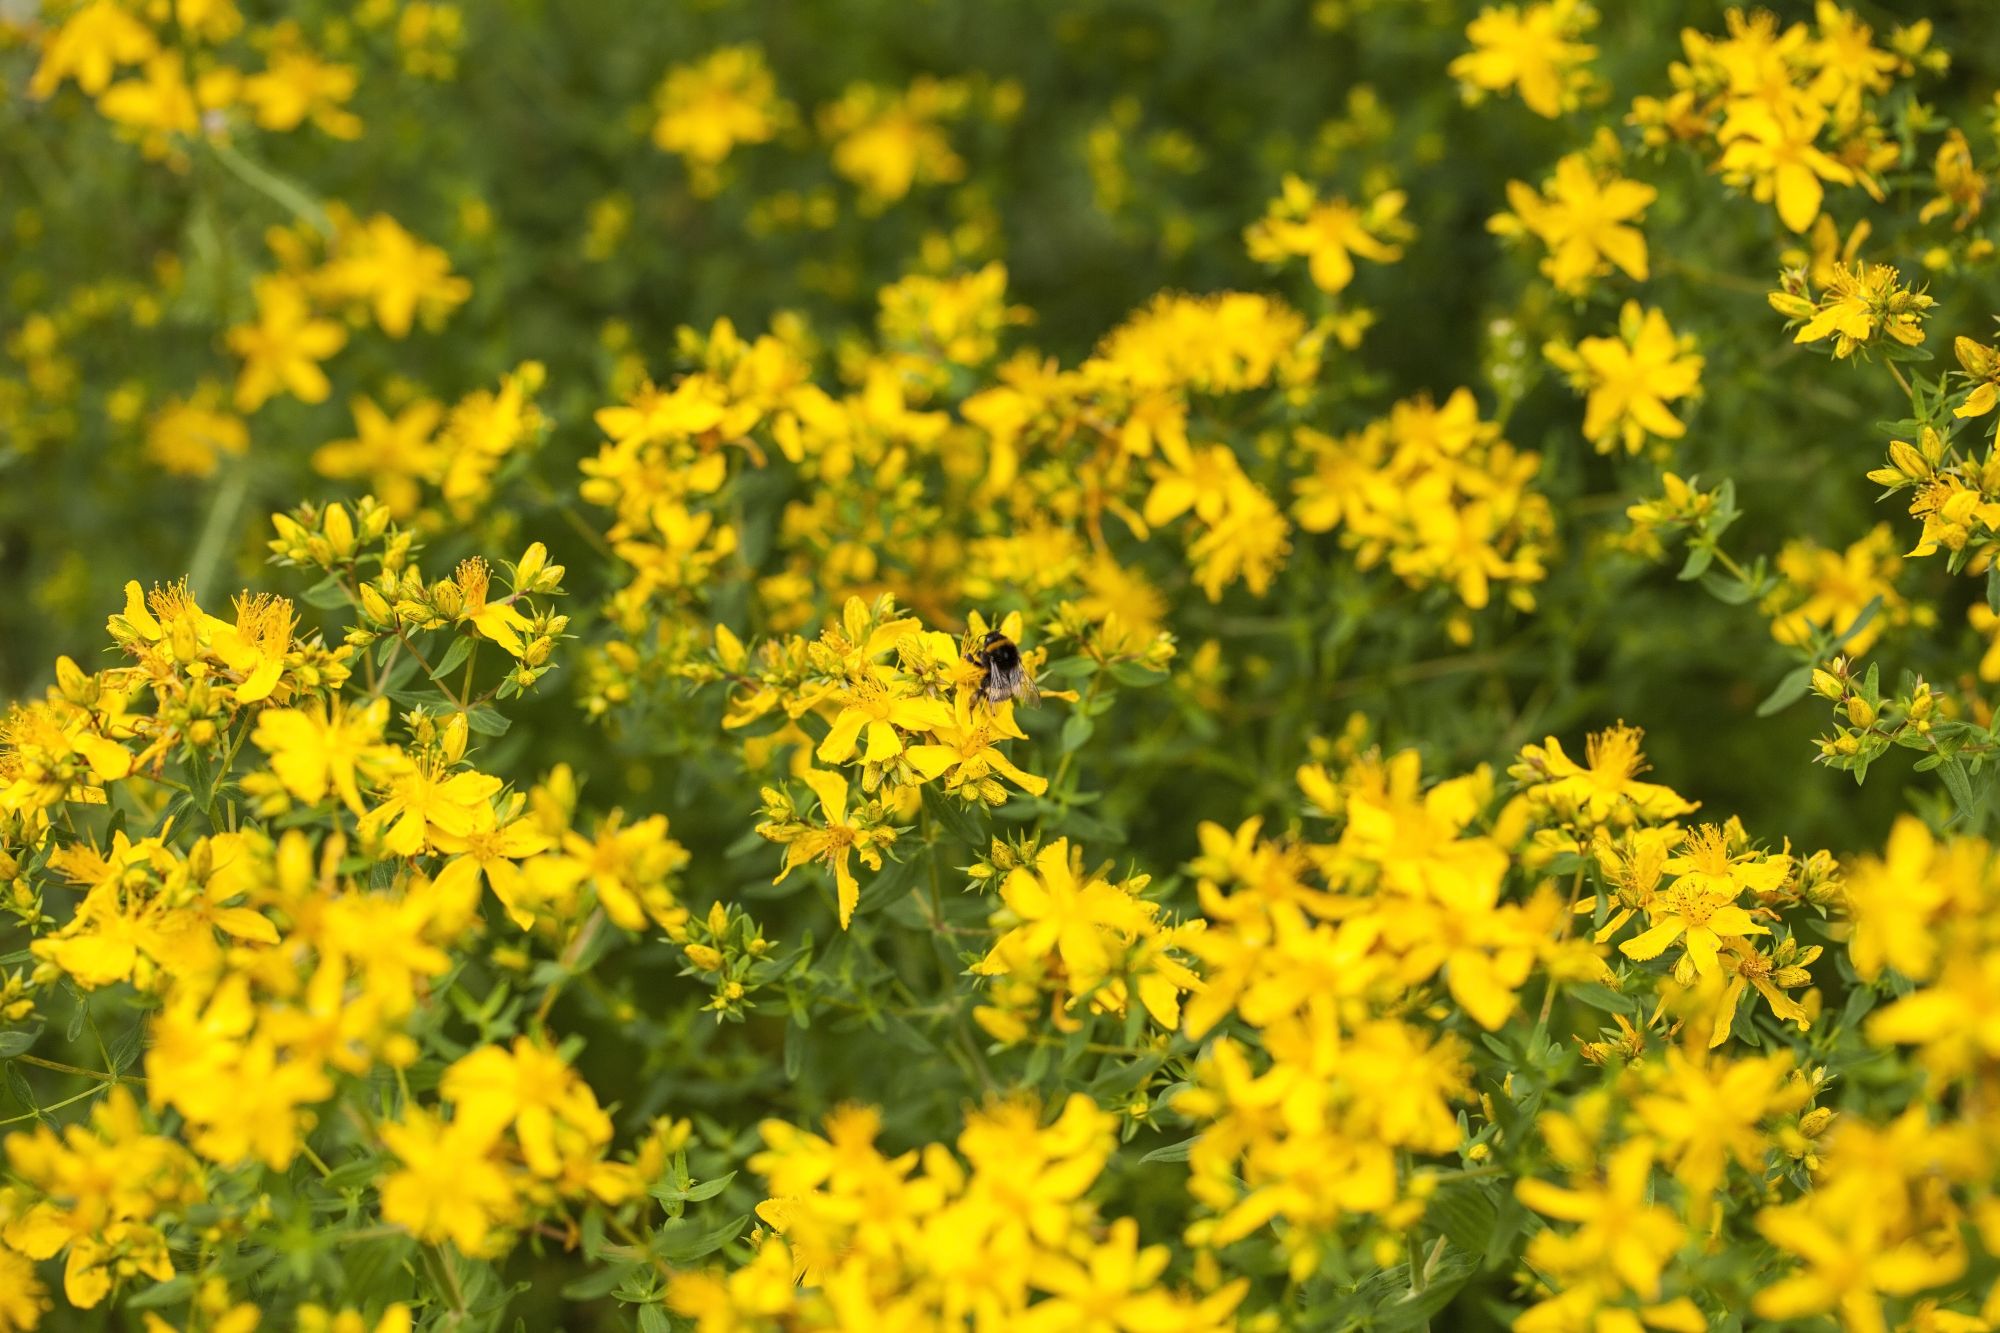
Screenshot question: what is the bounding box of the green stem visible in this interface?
[0,1082,107,1126]
[1035,669,1105,835]
[206,138,333,236]
[533,908,605,1030]
[16,1053,140,1084]
[188,462,253,603]
[1536,867,1588,1031]
[1886,359,1918,409]
[460,639,480,710]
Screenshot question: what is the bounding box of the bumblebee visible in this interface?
[970,629,1038,706]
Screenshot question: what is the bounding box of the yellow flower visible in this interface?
[651,45,791,188]
[1515,1141,1687,1319]
[1619,826,1781,975]
[440,1038,615,1180]
[312,396,446,518]
[317,213,472,338]
[29,0,158,98]
[1493,149,1655,295]
[240,36,361,139]
[1716,95,1855,233]
[226,275,347,412]
[250,697,391,815]
[430,803,554,929]
[1953,336,2000,421]
[148,1008,333,1169]
[1772,261,1933,360]
[1513,723,1698,830]
[1187,474,1292,601]
[1448,0,1598,118]
[814,677,953,764]
[1709,936,1818,1047]
[2,1088,203,1308]
[361,756,502,857]
[1918,128,1989,232]
[876,262,1025,367]
[1244,175,1410,294]
[1632,1045,1803,1204]
[971,838,1158,1005]
[449,556,537,658]
[378,1107,519,1255]
[144,389,249,478]
[768,766,894,927]
[0,1246,49,1332]
[906,691,1048,802]
[1545,302,1704,455]
[95,52,208,148]
[818,76,968,208]
[1765,523,1916,655]
[1755,1177,1966,1330]
[559,810,690,932]
[210,592,297,704]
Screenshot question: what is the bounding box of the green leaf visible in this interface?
[302,575,349,611]
[1566,982,1637,1015]
[0,1024,43,1059]
[652,1212,748,1264]
[683,1172,737,1202]
[783,1015,806,1081]
[1677,542,1715,581]
[1372,1250,1478,1332]
[125,1277,196,1310]
[464,706,511,736]
[1756,666,1813,717]
[431,634,474,683]
[559,1262,635,1301]
[921,784,986,847]
[1427,1182,1498,1258]
[1060,711,1095,752]
[1697,569,1757,604]
[1105,660,1167,687]
[338,1234,416,1304]
[1941,757,1981,826]
[653,1171,738,1205]
[1139,1136,1197,1164]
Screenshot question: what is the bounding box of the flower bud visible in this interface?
[1845,696,1876,728]
[1768,291,1814,319]
[515,542,547,588]
[323,502,356,559]
[1886,437,1931,480]
[359,582,392,624]
[442,711,469,764]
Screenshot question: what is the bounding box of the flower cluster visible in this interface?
[10,1,2000,1330]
